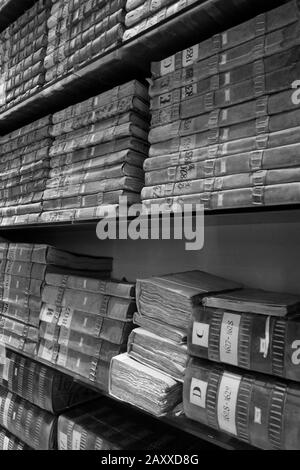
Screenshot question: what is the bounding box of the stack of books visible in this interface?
[0,349,99,450]
[0,0,50,110]
[0,428,30,450]
[38,275,136,391]
[41,80,149,223]
[184,288,300,449]
[142,0,300,211]
[44,0,126,84]
[110,271,241,416]
[0,242,112,355]
[123,0,200,41]
[0,116,53,226]
[58,396,211,450]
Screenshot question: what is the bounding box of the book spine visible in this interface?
[125,0,175,28]
[188,307,300,382]
[57,415,71,450]
[42,286,134,319]
[0,427,29,450]
[52,97,143,137]
[0,274,43,297]
[0,259,46,280]
[151,1,299,78]
[44,273,135,298]
[184,358,300,450]
[0,386,56,449]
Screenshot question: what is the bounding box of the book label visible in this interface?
[3,393,12,428]
[3,436,9,450]
[72,430,81,450]
[182,46,199,68]
[291,340,300,365]
[192,322,209,348]
[189,377,208,408]
[3,359,10,382]
[40,304,57,323]
[259,316,270,359]
[217,372,241,436]
[160,56,175,76]
[254,407,262,424]
[220,313,240,366]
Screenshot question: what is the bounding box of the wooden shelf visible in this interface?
[4,344,256,450]
[0,205,300,242]
[0,0,288,134]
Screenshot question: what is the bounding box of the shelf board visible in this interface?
[4,344,256,450]
[0,204,300,241]
[0,0,288,133]
[0,0,36,33]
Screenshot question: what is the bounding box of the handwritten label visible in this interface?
[217,194,224,207]
[222,32,228,46]
[192,322,209,348]
[217,372,241,435]
[220,313,240,366]
[182,83,197,100]
[182,46,199,67]
[40,305,56,323]
[220,159,226,175]
[40,344,55,363]
[254,407,262,424]
[3,393,12,428]
[190,378,208,408]
[3,436,9,450]
[179,134,196,152]
[72,430,81,450]
[160,56,175,76]
[3,359,10,382]
[259,316,270,359]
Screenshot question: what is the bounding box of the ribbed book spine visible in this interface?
[184,358,300,450]
[188,307,300,382]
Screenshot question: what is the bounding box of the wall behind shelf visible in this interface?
[11,216,300,295]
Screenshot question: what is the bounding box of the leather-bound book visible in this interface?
[0,385,57,450]
[58,396,206,450]
[128,327,188,381]
[137,271,241,332]
[184,357,300,450]
[42,285,136,320]
[0,350,98,414]
[109,353,182,416]
[151,1,300,78]
[188,288,300,382]
[0,427,30,450]
[0,243,113,272]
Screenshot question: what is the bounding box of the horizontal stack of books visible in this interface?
[41,80,149,223]
[58,396,212,450]
[184,288,300,450]
[0,242,112,355]
[123,0,200,41]
[0,0,50,110]
[0,349,99,450]
[0,428,30,450]
[110,271,241,416]
[142,0,300,211]
[38,275,136,391]
[44,0,126,84]
[0,116,53,226]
